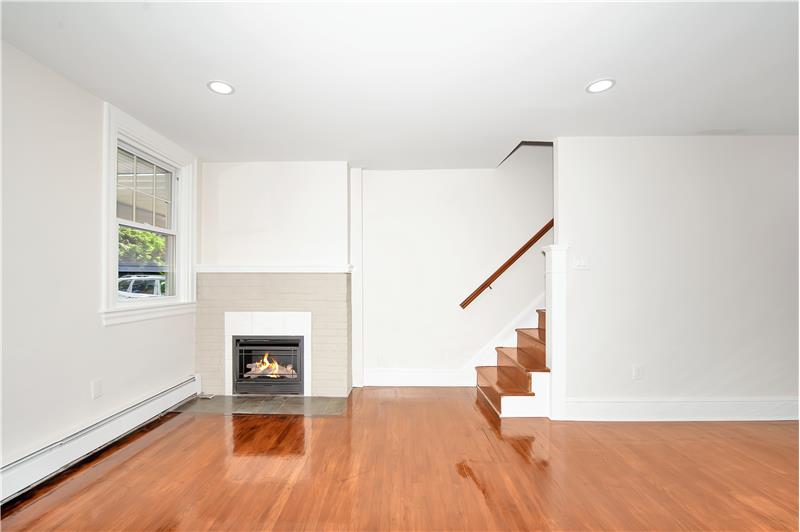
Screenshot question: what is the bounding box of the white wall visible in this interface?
[361,146,553,384]
[198,161,349,269]
[1,45,196,464]
[556,136,798,417]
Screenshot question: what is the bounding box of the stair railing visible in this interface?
[459,218,554,309]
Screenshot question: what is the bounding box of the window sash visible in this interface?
[117,224,177,300]
[115,143,179,304]
[116,145,177,233]
[118,140,176,173]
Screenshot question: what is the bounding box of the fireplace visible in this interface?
[233,336,304,395]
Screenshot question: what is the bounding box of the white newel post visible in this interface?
[543,244,568,420]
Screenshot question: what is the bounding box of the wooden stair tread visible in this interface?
[476,366,534,396]
[515,328,545,344]
[474,307,547,416]
[496,347,550,373]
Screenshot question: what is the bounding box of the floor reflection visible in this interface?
[474,393,551,468]
[232,414,306,456]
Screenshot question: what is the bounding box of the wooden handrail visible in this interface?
[459,218,554,309]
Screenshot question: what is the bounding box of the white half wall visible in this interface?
[555,136,798,419]
[198,161,349,270]
[362,145,553,384]
[2,45,197,471]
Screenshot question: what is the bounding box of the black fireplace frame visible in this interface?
[232,335,304,395]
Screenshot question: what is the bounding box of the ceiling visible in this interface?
[3,2,797,169]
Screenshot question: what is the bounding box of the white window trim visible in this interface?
[100,103,197,326]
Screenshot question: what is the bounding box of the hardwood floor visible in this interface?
[2,387,797,531]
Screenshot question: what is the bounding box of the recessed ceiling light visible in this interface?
[207,80,235,95]
[586,79,616,94]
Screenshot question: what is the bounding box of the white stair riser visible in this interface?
[500,372,550,417]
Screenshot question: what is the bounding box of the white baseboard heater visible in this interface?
[0,375,200,502]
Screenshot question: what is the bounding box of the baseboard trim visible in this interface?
[365,368,474,387]
[562,396,799,421]
[0,375,201,502]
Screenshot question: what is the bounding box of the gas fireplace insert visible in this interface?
[233,336,303,395]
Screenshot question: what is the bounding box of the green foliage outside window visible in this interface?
[118,226,167,266]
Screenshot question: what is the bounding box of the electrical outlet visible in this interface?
[90,379,103,399]
[573,256,590,270]
[632,365,643,380]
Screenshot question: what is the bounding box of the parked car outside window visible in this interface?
[118,275,166,299]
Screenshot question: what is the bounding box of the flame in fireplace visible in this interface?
[255,353,281,378]
[244,352,297,379]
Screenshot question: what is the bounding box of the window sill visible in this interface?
[100,301,196,326]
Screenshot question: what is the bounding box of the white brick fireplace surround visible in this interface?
[195,273,352,397]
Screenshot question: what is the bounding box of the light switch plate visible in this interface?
[632,365,643,380]
[573,256,590,270]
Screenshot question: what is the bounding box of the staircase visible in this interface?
[460,217,555,418]
[476,308,550,417]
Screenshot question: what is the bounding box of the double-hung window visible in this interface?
[102,103,196,325]
[116,145,176,301]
